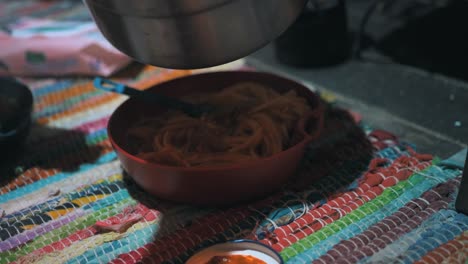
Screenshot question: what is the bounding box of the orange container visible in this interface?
[107,71,324,205]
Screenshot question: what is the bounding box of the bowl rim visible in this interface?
[185,239,284,264]
[108,71,323,172]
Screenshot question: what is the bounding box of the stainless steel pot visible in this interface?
[84,0,307,69]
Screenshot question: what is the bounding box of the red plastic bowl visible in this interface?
[108,71,324,205]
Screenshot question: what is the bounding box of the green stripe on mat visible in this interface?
[279,161,458,262]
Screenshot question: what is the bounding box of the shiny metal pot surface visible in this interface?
[84,0,307,69]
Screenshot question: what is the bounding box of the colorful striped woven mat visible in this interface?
[1,1,467,263]
[1,64,467,264]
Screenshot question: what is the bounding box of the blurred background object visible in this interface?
[274,0,349,67]
[374,0,468,81]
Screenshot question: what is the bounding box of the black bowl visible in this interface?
[0,78,33,154]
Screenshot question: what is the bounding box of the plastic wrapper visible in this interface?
[0,18,132,77]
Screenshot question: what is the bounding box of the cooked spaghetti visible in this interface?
[126,82,313,167]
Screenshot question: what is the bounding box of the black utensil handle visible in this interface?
[125,88,198,114]
[94,77,199,116]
